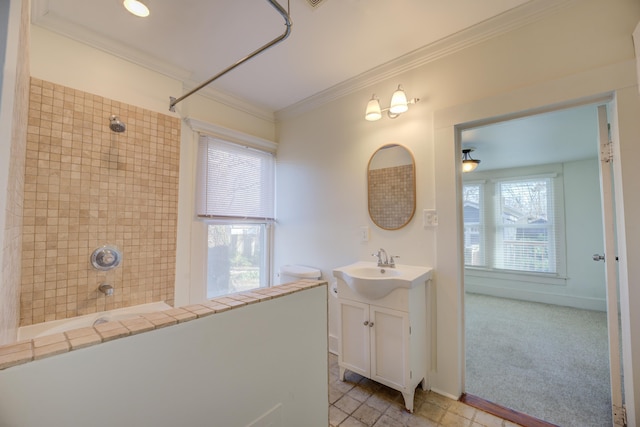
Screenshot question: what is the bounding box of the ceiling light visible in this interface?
[462,148,480,172]
[389,85,409,114]
[365,84,419,121]
[123,0,150,17]
[365,96,382,121]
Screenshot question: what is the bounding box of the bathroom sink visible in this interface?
[333,261,432,300]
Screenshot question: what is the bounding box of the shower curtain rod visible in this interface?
[169,0,292,112]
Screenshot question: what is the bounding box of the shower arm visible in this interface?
[169,0,292,112]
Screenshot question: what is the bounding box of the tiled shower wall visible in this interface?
[20,78,180,326]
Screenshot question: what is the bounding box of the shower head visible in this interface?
[109,115,126,133]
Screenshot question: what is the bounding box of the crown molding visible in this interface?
[177,82,275,123]
[275,0,576,121]
[31,0,276,123]
[31,0,191,81]
[32,0,574,124]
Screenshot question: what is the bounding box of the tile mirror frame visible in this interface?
[367,144,416,230]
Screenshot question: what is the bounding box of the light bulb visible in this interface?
[389,85,408,115]
[462,160,479,172]
[365,96,382,121]
[124,0,150,17]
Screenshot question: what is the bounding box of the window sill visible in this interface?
[464,267,567,286]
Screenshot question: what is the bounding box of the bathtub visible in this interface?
[17,301,173,340]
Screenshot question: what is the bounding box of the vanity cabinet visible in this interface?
[336,279,428,413]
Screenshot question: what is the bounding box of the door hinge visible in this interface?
[601,124,614,162]
[601,140,614,163]
[410,370,412,379]
[613,403,626,426]
[409,326,412,335]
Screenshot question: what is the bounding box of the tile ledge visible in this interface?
[0,280,327,371]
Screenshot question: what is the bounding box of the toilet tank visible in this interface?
[279,265,321,285]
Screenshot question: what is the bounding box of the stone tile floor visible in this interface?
[328,353,519,427]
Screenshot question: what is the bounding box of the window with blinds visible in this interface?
[463,174,564,276]
[496,178,556,273]
[196,136,275,221]
[196,135,275,298]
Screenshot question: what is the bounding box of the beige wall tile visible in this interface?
[20,80,180,326]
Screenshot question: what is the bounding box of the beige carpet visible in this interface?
[465,293,612,427]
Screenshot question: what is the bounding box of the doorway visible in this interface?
[459,103,621,426]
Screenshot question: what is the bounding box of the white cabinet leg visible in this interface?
[402,391,415,413]
[339,366,346,381]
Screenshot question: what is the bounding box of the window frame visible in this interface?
[182,119,278,304]
[203,220,273,299]
[462,165,567,283]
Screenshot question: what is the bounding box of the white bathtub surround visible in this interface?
[0,280,328,427]
[17,302,173,340]
[0,280,325,370]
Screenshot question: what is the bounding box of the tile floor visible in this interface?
[328,353,519,427]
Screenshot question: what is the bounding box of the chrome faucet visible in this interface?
[372,248,398,268]
[98,282,114,296]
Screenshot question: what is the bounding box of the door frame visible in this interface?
[452,100,623,424]
[596,104,625,425]
[431,88,632,402]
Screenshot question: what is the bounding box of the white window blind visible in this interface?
[463,173,564,276]
[495,177,556,273]
[196,135,275,221]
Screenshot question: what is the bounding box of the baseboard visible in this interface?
[465,284,606,311]
[328,334,338,355]
[428,387,459,401]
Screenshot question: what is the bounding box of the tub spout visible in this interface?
[98,282,114,296]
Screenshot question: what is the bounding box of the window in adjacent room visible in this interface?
[463,173,564,276]
[462,183,485,267]
[196,135,275,298]
[496,178,556,273]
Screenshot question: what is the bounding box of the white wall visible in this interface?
[0,286,328,427]
[464,158,606,311]
[611,85,640,427]
[273,0,640,418]
[17,0,640,424]
[0,0,29,345]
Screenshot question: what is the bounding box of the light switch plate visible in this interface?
[423,209,438,227]
[360,226,370,242]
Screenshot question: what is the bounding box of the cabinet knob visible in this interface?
[369,322,374,327]
[363,321,369,326]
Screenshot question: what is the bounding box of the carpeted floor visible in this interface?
[465,293,612,427]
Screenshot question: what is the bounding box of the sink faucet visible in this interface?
[372,248,398,268]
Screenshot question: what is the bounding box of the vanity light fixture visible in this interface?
[365,85,419,121]
[123,0,150,17]
[462,148,481,172]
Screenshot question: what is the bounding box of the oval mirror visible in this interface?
[367,144,416,230]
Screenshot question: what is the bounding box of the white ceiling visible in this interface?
[31,0,534,113]
[461,104,600,171]
[31,0,593,169]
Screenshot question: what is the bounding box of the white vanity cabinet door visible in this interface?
[338,299,410,392]
[370,305,409,391]
[338,299,370,378]
[335,278,429,413]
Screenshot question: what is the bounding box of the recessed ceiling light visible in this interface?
[123,0,150,18]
